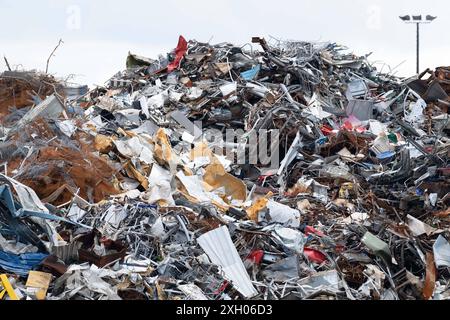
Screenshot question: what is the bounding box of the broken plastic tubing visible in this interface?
[197,226,258,298]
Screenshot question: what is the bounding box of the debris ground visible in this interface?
[0,36,449,300]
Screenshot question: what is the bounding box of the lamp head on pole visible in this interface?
[400,14,437,24]
[399,15,411,21]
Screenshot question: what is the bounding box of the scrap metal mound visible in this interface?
[0,71,67,118]
[0,36,448,301]
[6,119,120,205]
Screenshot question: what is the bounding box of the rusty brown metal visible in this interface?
[77,231,127,268]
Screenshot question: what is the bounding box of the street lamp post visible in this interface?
[399,15,437,74]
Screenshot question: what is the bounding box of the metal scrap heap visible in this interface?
[0,36,448,300]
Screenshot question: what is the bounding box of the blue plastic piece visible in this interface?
[376,151,396,160]
[240,65,261,81]
[316,137,328,145]
[0,251,48,276]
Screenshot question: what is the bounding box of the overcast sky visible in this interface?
[1,0,449,86]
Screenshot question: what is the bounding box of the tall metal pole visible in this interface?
[400,15,436,74]
[416,22,420,74]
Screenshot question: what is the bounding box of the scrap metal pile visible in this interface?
[0,36,449,300]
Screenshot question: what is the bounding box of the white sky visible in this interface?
[1,0,449,86]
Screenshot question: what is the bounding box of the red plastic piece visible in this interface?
[246,250,264,265]
[168,36,188,72]
[303,247,327,264]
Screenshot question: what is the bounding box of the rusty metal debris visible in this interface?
[0,36,448,300]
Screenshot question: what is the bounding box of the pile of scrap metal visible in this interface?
[0,71,61,118]
[0,71,88,120]
[0,36,448,300]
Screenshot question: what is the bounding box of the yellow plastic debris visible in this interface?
[0,274,19,300]
[154,129,177,172]
[246,192,273,221]
[26,271,52,300]
[203,164,247,202]
[339,183,355,199]
[94,134,115,153]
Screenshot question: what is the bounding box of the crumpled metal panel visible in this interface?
[197,226,257,298]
